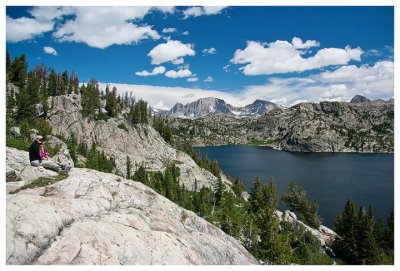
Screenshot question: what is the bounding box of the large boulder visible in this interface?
[7,166,59,194]
[6,168,258,265]
[46,136,74,168]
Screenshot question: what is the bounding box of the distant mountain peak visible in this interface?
[350,95,371,104]
[163,97,279,118]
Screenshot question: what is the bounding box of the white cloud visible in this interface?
[43,46,58,56]
[231,39,363,75]
[135,66,166,76]
[165,69,192,78]
[29,6,74,21]
[162,28,177,33]
[6,15,53,42]
[183,7,203,18]
[183,6,227,19]
[204,76,214,82]
[202,47,217,55]
[203,6,228,15]
[7,7,169,47]
[223,64,231,72]
[181,31,190,36]
[291,37,320,49]
[171,58,184,65]
[187,77,199,82]
[96,60,393,109]
[148,40,195,65]
[53,7,161,49]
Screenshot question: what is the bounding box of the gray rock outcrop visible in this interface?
[47,95,231,191]
[6,147,61,194]
[276,210,336,247]
[6,168,258,265]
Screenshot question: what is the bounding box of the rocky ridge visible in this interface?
[6,167,258,265]
[169,98,394,152]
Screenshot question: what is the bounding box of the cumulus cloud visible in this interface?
[231,39,363,75]
[291,37,320,49]
[53,7,161,49]
[202,47,217,55]
[171,58,184,65]
[162,28,177,33]
[183,6,227,18]
[6,15,53,42]
[29,6,74,21]
[181,31,190,36]
[165,69,192,78]
[7,6,171,48]
[43,46,58,56]
[187,77,199,82]
[148,40,195,65]
[204,76,214,82]
[135,66,166,76]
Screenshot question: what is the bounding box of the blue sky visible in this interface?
[6,6,394,108]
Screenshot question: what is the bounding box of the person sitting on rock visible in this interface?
[39,143,49,160]
[29,135,63,172]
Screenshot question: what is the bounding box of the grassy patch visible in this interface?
[6,137,31,151]
[248,139,276,146]
[118,123,129,132]
[10,173,69,194]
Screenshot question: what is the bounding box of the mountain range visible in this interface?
[153,97,280,118]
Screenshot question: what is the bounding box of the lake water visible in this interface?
[196,146,394,228]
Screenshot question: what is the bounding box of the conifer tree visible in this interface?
[105,86,117,117]
[9,54,28,90]
[47,69,58,96]
[332,199,360,263]
[126,156,132,179]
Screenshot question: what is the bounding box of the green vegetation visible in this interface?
[248,139,276,146]
[332,200,394,264]
[153,116,173,144]
[128,163,333,265]
[6,137,31,151]
[127,99,149,124]
[281,182,321,228]
[118,123,129,132]
[176,142,221,178]
[10,173,69,194]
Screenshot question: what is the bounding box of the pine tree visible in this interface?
[9,54,28,90]
[256,181,292,264]
[357,206,378,264]
[332,199,359,264]
[133,166,147,184]
[105,86,117,117]
[47,69,58,96]
[81,79,100,117]
[281,182,321,228]
[232,176,246,197]
[67,135,78,163]
[220,191,240,238]
[126,156,132,179]
[249,176,263,213]
[6,51,11,78]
